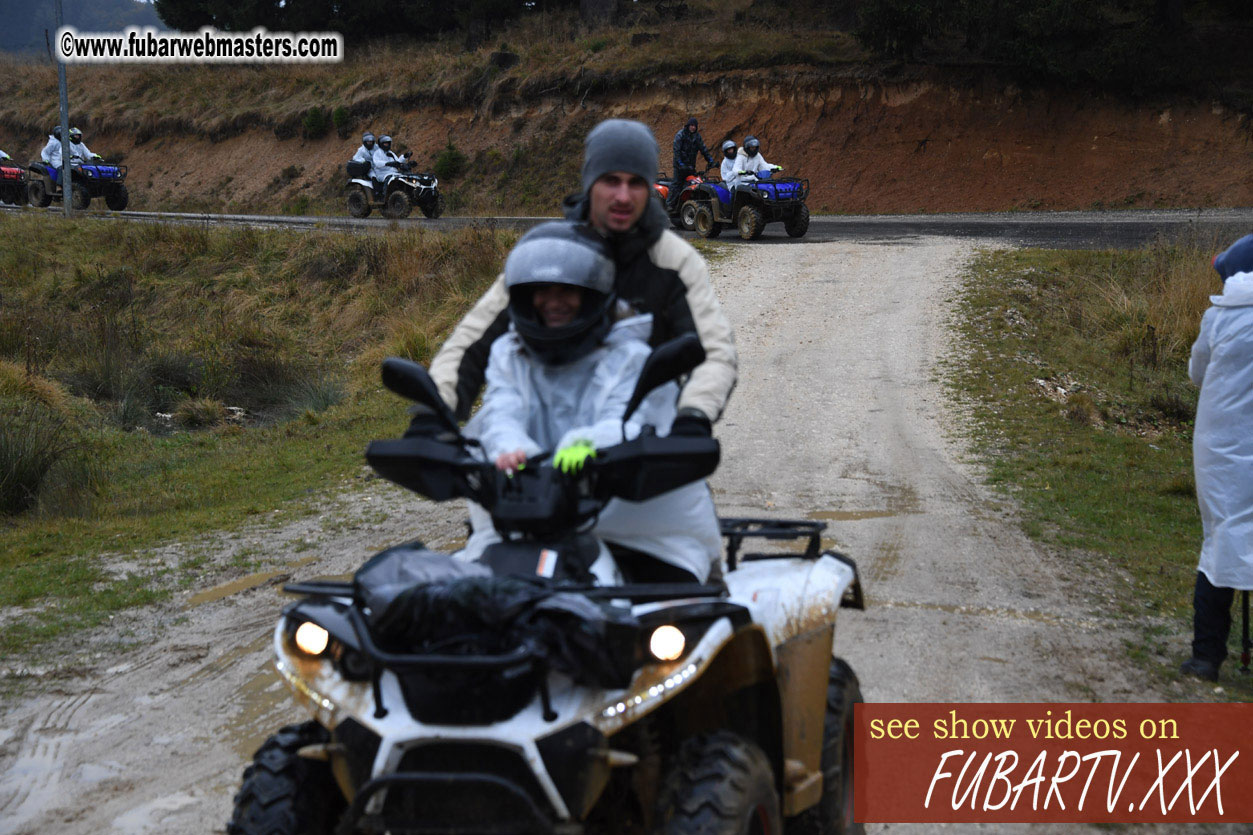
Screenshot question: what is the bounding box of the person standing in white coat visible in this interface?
[1181,233,1253,681]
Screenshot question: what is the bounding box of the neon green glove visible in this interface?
[553,440,596,475]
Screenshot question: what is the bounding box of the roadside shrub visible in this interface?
[0,397,87,516]
[302,106,330,139]
[285,375,345,416]
[331,105,351,139]
[434,140,468,181]
[172,396,228,428]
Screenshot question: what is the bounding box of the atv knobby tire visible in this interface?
[228,721,345,835]
[784,204,810,239]
[346,188,371,218]
[679,199,700,231]
[655,731,781,835]
[383,189,411,219]
[70,183,90,211]
[694,203,723,239]
[421,193,446,219]
[105,185,129,211]
[787,658,863,835]
[28,179,51,208]
[737,205,765,240]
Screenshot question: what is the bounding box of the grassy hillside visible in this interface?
[0,5,862,143]
[0,212,512,656]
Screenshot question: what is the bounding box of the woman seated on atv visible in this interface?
[731,135,777,185]
[463,220,723,584]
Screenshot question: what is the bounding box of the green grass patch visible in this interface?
[0,213,512,660]
[948,236,1252,698]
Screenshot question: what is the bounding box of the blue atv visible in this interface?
[27,156,129,211]
[692,167,809,240]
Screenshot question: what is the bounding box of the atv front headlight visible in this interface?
[294,621,330,656]
[648,625,685,661]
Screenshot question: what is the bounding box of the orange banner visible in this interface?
[854,703,1253,823]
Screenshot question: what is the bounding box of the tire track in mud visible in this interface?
[0,692,96,835]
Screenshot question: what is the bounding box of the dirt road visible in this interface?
[0,239,1216,833]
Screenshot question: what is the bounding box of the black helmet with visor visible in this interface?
[504,221,616,366]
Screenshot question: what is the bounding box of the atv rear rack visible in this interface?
[719,517,864,609]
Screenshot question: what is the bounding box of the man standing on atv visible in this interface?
[416,118,737,440]
[669,117,714,214]
[353,132,376,164]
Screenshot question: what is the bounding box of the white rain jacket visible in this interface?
[69,141,93,162]
[465,312,723,582]
[352,144,374,164]
[1190,271,1253,589]
[731,148,772,184]
[41,135,63,168]
[721,156,739,189]
[371,146,404,182]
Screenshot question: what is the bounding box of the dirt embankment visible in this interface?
[3,66,1250,215]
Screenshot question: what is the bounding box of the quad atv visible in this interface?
[27,155,129,211]
[346,159,444,220]
[693,167,810,241]
[0,155,26,206]
[229,335,866,835]
[652,166,715,231]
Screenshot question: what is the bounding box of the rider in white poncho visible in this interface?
[462,220,723,583]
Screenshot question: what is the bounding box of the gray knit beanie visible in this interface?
[581,119,659,196]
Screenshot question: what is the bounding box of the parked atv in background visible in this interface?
[27,155,129,211]
[693,167,810,241]
[346,159,444,220]
[0,155,27,206]
[652,166,715,231]
[229,337,866,835]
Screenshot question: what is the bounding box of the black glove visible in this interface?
[670,408,712,437]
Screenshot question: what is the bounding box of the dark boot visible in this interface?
[1180,657,1221,682]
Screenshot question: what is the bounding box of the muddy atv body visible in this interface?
[27,157,129,211]
[652,167,715,231]
[345,159,444,220]
[0,157,27,205]
[230,343,866,835]
[693,170,810,241]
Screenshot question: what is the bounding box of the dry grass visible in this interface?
[0,5,864,141]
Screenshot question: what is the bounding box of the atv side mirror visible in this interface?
[380,357,460,435]
[622,334,706,423]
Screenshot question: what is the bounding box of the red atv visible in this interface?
[0,154,26,206]
[652,166,716,231]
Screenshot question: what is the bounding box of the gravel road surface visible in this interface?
[0,237,1238,834]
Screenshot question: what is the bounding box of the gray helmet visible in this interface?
[504,221,616,365]
[744,135,760,155]
[721,139,736,160]
[52,126,61,139]
[362,132,375,146]
[69,127,82,142]
[378,135,392,150]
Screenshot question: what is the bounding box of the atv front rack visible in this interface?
[719,517,864,609]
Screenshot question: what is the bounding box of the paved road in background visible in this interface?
[5,205,1252,248]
